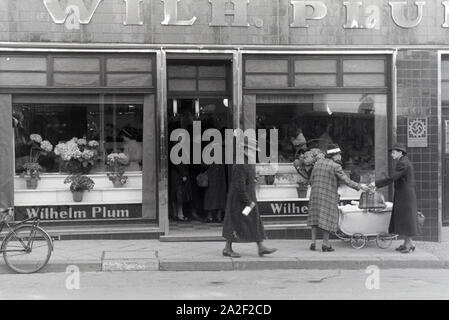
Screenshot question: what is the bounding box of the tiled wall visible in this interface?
[396,50,439,241]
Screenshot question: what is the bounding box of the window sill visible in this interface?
[14,173,143,206]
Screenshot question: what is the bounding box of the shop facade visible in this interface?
[0,0,446,241]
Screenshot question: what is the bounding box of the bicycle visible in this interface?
[0,208,53,274]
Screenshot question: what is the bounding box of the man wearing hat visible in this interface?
[308,143,369,252]
[221,136,277,257]
[370,143,418,253]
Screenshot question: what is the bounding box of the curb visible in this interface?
[0,261,102,274]
[2,258,449,274]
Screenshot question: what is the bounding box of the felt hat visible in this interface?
[326,143,342,155]
[389,142,407,154]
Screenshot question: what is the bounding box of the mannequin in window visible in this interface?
[119,128,142,171]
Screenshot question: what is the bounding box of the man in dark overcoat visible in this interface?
[308,144,369,252]
[372,143,418,253]
[221,137,277,258]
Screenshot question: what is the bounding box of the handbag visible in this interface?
[358,190,387,210]
[196,172,209,188]
[417,211,426,234]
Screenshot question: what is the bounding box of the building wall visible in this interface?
[2,0,449,45]
[0,0,445,241]
[396,50,439,241]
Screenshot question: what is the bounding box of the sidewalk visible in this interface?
[2,239,449,274]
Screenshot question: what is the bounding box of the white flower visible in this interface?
[54,143,66,156]
[40,140,53,152]
[88,140,99,148]
[73,150,83,159]
[77,139,87,146]
[107,152,129,165]
[82,149,94,160]
[30,134,42,143]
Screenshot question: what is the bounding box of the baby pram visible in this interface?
[335,202,398,249]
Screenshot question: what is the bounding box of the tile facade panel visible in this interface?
[396,50,439,241]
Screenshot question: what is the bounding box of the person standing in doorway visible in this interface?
[308,144,369,252]
[222,137,277,258]
[204,141,227,222]
[370,143,419,253]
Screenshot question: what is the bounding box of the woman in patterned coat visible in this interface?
[308,144,368,252]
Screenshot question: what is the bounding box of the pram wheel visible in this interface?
[376,232,393,249]
[350,233,366,249]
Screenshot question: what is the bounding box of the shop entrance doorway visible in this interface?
[167,98,232,230]
[164,57,233,237]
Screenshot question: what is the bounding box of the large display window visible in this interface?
[11,95,152,222]
[254,93,389,214]
[256,93,387,173]
[13,99,143,174]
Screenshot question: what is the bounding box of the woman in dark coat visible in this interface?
[372,143,418,253]
[169,162,192,221]
[204,163,227,222]
[222,139,277,258]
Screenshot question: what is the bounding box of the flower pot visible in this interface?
[72,190,84,202]
[264,175,275,185]
[26,178,39,189]
[297,186,309,198]
[112,180,125,188]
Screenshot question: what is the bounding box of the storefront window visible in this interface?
[256,93,388,183]
[13,99,143,175]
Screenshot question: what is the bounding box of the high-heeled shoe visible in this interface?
[310,243,316,251]
[222,249,241,258]
[322,245,335,252]
[258,247,277,256]
[399,246,415,253]
[395,244,406,251]
[400,246,416,254]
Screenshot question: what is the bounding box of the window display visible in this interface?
[256,93,388,186]
[13,100,143,175]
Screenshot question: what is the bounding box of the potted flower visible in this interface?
[18,134,53,189]
[258,162,278,185]
[19,162,42,189]
[293,148,325,196]
[54,138,100,174]
[29,134,53,162]
[64,174,95,202]
[106,153,129,187]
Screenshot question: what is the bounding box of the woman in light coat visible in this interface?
[308,144,368,252]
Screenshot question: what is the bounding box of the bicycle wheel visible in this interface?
[2,225,52,274]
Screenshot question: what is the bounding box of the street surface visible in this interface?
[0,269,448,300]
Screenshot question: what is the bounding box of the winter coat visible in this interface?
[204,164,227,211]
[169,163,192,203]
[375,155,418,236]
[308,158,361,232]
[222,164,266,242]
